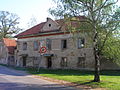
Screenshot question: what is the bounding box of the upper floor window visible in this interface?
[49,24,51,27]
[46,39,51,50]
[61,39,67,49]
[61,57,67,67]
[77,38,85,48]
[23,42,27,50]
[33,41,39,51]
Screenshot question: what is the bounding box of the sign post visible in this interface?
[37,42,47,72]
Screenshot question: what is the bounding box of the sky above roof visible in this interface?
[0,0,54,29]
[0,0,120,30]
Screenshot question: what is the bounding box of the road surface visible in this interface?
[0,65,80,90]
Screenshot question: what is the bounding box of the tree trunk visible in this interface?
[93,47,100,82]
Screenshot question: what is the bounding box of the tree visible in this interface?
[102,35,120,65]
[49,0,120,82]
[102,7,120,65]
[0,11,21,39]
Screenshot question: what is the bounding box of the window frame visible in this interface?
[33,41,39,51]
[46,39,52,50]
[61,57,67,67]
[23,42,27,50]
[61,39,67,49]
[77,38,85,49]
[77,57,85,68]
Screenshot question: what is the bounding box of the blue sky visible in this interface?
[0,0,120,30]
[0,0,54,29]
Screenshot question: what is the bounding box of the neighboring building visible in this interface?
[0,38,16,66]
[15,17,120,70]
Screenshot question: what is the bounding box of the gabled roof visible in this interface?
[16,22,46,37]
[16,16,85,38]
[3,38,16,54]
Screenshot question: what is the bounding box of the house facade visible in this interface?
[0,38,16,66]
[15,17,120,70]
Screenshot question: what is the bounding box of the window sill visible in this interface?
[78,47,84,49]
[34,49,38,51]
[61,48,67,51]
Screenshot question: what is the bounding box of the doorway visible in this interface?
[23,56,26,67]
[47,57,52,68]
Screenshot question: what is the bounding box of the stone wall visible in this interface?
[15,17,120,70]
[0,42,8,64]
[16,33,96,70]
[100,59,120,70]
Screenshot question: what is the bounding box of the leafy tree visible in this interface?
[49,0,120,82]
[102,35,120,65]
[0,11,21,39]
[102,7,120,65]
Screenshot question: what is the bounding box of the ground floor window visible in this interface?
[47,57,52,68]
[77,57,85,68]
[61,57,67,67]
[8,56,15,65]
[8,56,14,61]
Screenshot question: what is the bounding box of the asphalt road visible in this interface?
[0,65,80,90]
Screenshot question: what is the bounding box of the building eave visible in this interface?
[17,31,70,39]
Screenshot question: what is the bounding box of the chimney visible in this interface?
[46,17,51,21]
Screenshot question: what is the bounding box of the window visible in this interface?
[33,41,39,51]
[77,38,85,48]
[77,57,85,68]
[8,56,14,61]
[49,24,51,27]
[46,39,51,50]
[61,57,67,67]
[23,42,27,50]
[61,39,67,49]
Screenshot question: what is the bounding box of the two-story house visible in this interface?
[15,17,95,70]
[15,17,120,70]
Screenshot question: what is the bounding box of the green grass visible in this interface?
[27,68,120,90]
[1,64,119,90]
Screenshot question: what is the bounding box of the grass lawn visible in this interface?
[1,64,119,90]
[27,68,120,90]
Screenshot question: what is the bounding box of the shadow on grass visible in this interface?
[100,70,120,76]
[28,68,95,76]
[72,80,108,88]
[1,64,119,76]
[27,68,120,76]
[70,80,92,85]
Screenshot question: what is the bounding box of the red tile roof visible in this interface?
[16,22,45,37]
[3,38,16,54]
[16,16,85,38]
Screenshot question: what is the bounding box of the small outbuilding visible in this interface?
[0,38,16,66]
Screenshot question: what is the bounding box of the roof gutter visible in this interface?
[16,31,70,39]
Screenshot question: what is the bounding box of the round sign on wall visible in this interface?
[40,46,47,53]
